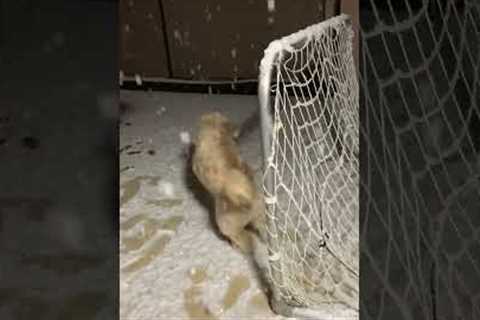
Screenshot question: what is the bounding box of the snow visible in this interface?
[267,0,276,12]
[119,70,125,85]
[156,106,167,117]
[179,131,191,145]
[173,29,182,45]
[119,90,291,319]
[205,5,212,22]
[158,181,175,198]
[134,74,142,86]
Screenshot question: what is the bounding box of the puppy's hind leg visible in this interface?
[216,209,254,254]
[248,196,267,238]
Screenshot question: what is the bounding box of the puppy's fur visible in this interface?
[192,112,265,253]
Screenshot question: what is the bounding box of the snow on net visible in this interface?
[258,14,359,317]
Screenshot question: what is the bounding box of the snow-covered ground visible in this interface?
[119,90,289,319]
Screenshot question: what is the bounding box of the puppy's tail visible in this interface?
[223,169,256,208]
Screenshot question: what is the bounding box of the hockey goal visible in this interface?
[258,14,359,318]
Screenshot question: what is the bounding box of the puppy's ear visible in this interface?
[222,120,239,139]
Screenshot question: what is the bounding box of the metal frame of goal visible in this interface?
[257,14,359,319]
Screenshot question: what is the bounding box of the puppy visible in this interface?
[192,112,265,254]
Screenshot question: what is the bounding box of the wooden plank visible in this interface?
[161,0,326,81]
[340,0,359,71]
[120,0,170,77]
[324,0,339,19]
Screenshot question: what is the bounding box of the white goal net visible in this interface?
[360,0,480,319]
[258,14,359,318]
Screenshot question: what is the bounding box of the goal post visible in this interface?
[258,14,359,319]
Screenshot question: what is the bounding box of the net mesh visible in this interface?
[259,15,359,315]
[360,0,480,319]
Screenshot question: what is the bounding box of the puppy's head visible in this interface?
[198,112,238,138]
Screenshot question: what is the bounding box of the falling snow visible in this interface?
[179,131,191,145]
[205,5,212,22]
[134,74,142,86]
[156,107,167,117]
[267,0,276,12]
[173,29,182,46]
[119,70,124,85]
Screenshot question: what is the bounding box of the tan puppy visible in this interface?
[192,112,265,253]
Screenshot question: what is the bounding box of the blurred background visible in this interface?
[0,0,117,319]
